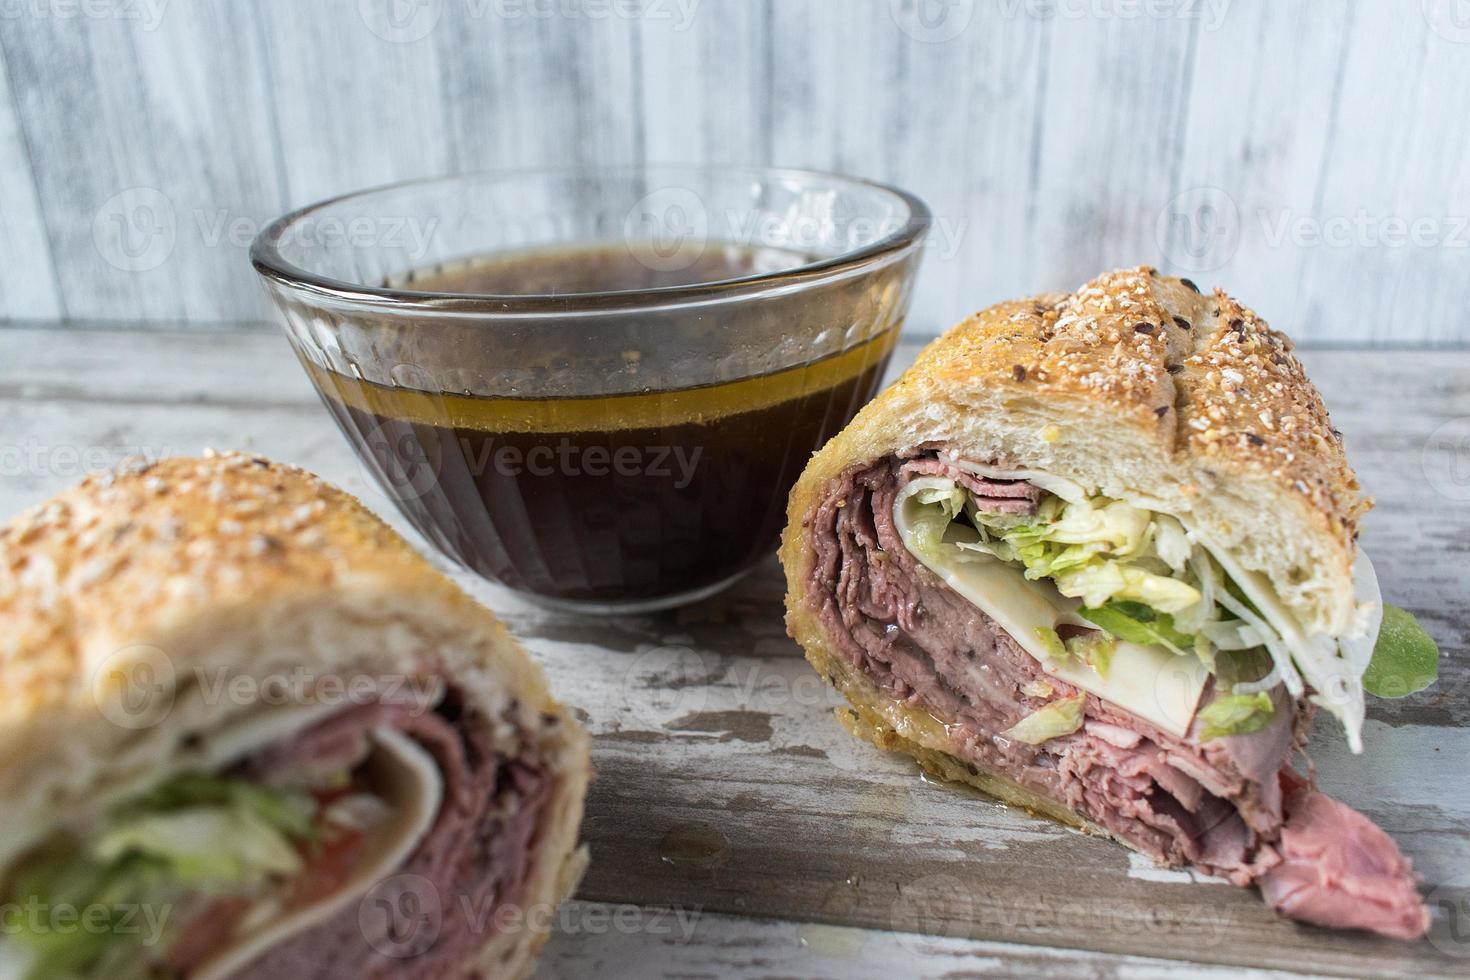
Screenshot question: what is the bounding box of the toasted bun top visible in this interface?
[784,266,1366,640]
[0,451,512,725]
[909,265,1367,545]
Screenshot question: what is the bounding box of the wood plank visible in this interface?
[0,42,61,319]
[433,4,642,172]
[0,2,285,323]
[1026,5,1199,293]
[761,2,1053,332]
[635,2,766,165]
[1296,0,1470,345]
[533,900,1314,980]
[255,2,453,206]
[0,333,1466,976]
[1160,1,1352,340]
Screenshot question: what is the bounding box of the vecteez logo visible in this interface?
[620,645,715,730]
[93,187,176,273]
[890,872,974,943]
[889,0,976,43]
[1155,186,1242,273]
[91,644,177,731]
[358,874,443,959]
[353,418,443,505]
[476,438,704,489]
[214,211,441,258]
[0,0,171,30]
[1423,416,1470,504]
[623,186,709,273]
[1426,876,1470,958]
[0,897,173,948]
[1424,0,1470,43]
[0,440,172,479]
[358,0,442,43]
[1000,0,1231,30]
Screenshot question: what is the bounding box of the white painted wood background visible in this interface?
[1,0,1469,343]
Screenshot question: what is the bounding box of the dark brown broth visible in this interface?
[306,244,898,604]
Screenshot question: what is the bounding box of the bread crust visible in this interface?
[0,451,589,979]
[782,265,1365,640]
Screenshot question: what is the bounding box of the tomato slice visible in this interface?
[168,895,254,974]
[289,824,368,908]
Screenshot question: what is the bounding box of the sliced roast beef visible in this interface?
[1259,773,1430,939]
[899,457,1044,513]
[808,452,1428,938]
[206,691,553,979]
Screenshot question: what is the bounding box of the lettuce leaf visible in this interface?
[1055,562,1201,613]
[94,807,304,886]
[4,772,318,979]
[1065,631,1116,679]
[1001,694,1086,745]
[1032,626,1071,664]
[1363,604,1440,698]
[1196,691,1274,740]
[2,851,174,980]
[1078,601,1195,655]
[914,484,967,521]
[114,772,316,839]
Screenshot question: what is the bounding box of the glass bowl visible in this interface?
[251,166,930,613]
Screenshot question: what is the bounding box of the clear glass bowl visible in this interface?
[251,166,930,613]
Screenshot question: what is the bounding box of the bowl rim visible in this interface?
[249,165,932,314]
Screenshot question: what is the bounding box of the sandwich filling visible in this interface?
[0,687,557,980]
[806,450,1429,939]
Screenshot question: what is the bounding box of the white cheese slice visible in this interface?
[893,479,1208,737]
[192,727,444,980]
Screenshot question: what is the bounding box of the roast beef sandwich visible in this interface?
[0,453,589,978]
[781,267,1441,939]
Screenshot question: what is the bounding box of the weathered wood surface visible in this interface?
[0,329,1467,977]
[533,901,1313,980]
[2,1,1470,343]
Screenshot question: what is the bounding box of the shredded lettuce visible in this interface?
[94,808,304,887]
[1002,694,1086,745]
[962,495,1203,616]
[905,498,957,565]
[1032,626,1070,664]
[113,772,316,841]
[2,851,174,980]
[1362,604,1440,697]
[1152,515,1192,573]
[1065,631,1116,679]
[1196,691,1275,740]
[1043,498,1150,553]
[1055,562,1201,613]
[3,772,318,980]
[914,484,967,521]
[1078,601,1195,656]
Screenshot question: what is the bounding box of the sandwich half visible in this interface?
[781,267,1437,939]
[0,452,589,979]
